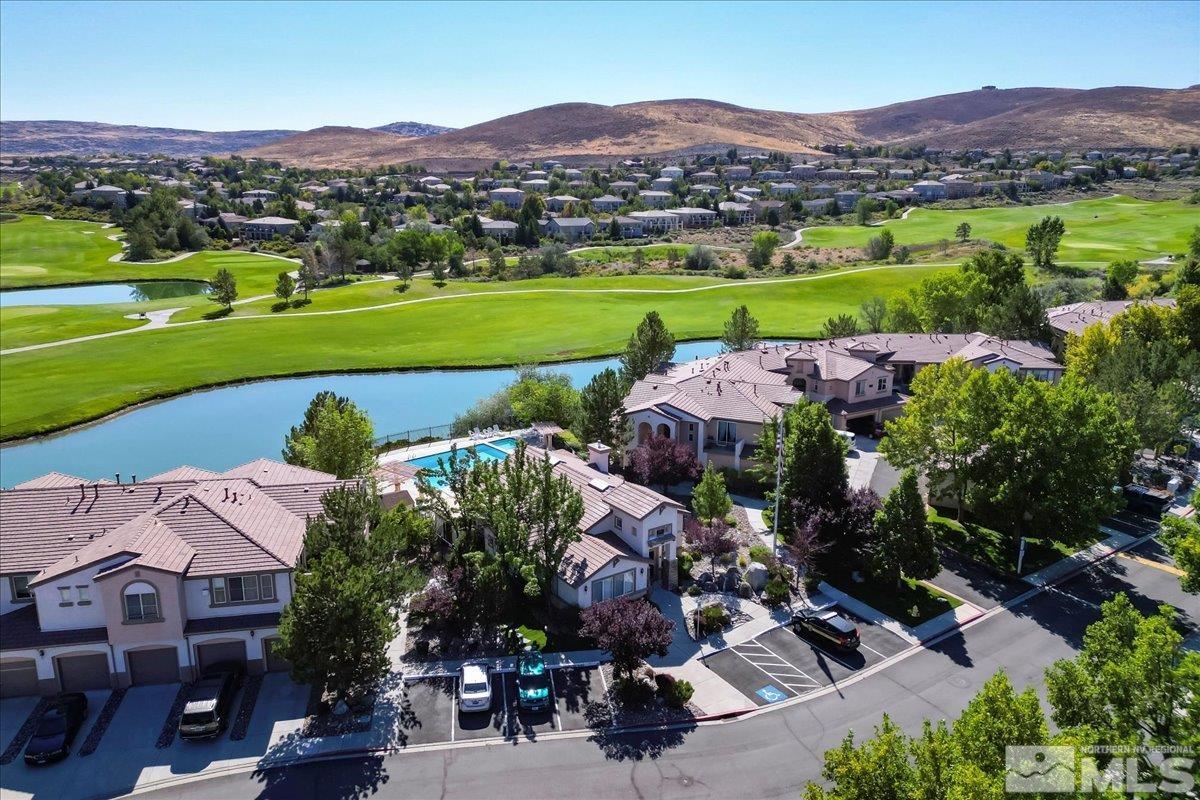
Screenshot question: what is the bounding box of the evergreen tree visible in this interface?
[209,267,238,310]
[691,462,732,523]
[721,304,760,352]
[575,367,627,449]
[871,468,938,586]
[620,311,676,383]
[274,270,295,305]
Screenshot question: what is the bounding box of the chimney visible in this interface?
[115,473,121,485]
[132,474,137,484]
[587,442,611,475]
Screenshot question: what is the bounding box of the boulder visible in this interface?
[722,566,742,592]
[745,561,769,591]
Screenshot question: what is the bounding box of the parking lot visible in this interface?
[703,611,910,706]
[394,665,612,747]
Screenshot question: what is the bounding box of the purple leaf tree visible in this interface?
[628,435,701,494]
[579,595,675,681]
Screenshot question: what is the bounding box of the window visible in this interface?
[613,516,623,530]
[591,569,635,603]
[877,377,888,392]
[854,380,866,397]
[9,575,32,602]
[210,574,275,606]
[123,582,160,622]
[717,421,737,445]
[76,586,91,605]
[58,587,73,605]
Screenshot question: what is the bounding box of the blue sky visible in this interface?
[2,1,1197,130]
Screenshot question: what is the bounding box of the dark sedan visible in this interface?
[24,692,88,765]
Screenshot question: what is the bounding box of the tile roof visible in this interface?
[10,471,91,489]
[559,532,648,587]
[1045,298,1177,337]
[0,604,108,651]
[2,460,346,582]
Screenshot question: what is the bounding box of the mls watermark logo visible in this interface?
[1006,746,1076,793]
[1006,745,1197,794]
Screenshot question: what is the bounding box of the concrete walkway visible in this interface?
[1021,530,1137,587]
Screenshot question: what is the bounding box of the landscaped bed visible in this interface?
[929,511,1103,577]
[827,575,962,627]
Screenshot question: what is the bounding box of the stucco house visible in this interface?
[627,210,681,232]
[591,194,623,212]
[0,460,347,697]
[638,190,673,208]
[612,216,645,238]
[489,187,525,209]
[546,194,580,213]
[668,207,718,228]
[481,219,518,242]
[1045,298,1177,354]
[546,217,596,242]
[622,334,1063,472]
[242,216,298,241]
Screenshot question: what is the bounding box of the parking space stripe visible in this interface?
[752,638,820,685]
[1117,552,1184,576]
[859,641,887,659]
[548,668,560,731]
[449,679,456,742]
[726,648,800,696]
[1047,587,1103,611]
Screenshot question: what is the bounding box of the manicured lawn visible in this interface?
[0,305,146,349]
[829,575,961,627]
[928,511,1100,576]
[800,196,1194,265]
[0,263,946,440]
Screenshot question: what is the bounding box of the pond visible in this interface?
[0,281,210,307]
[0,340,761,487]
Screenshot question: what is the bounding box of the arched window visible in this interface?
[656,423,671,438]
[637,422,652,445]
[123,581,160,622]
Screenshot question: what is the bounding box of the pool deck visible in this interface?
[376,428,535,467]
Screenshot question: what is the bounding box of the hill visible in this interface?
[0,120,299,157]
[246,86,1200,168]
[371,121,455,137]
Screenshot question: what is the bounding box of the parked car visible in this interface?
[836,430,857,450]
[792,608,860,651]
[459,663,492,713]
[515,650,552,713]
[24,693,88,765]
[178,662,244,740]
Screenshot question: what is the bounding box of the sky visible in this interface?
[2,0,1197,131]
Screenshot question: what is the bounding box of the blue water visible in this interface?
[0,281,210,307]
[405,440,514,487]
[0,341,751,487]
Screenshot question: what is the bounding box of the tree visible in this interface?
[955,221,971,242]
[508,368,579,428]
[1025,215,1066,268]
[860,297,887,333]
[283,393,376,478]
[871,468,938,586]
[627,434,700,493]
[274,271,295,305]
[208,267,237,311]
[768,399,850,536]
[821,313,860,338]
[721,304,760,352]
[864,229,894,261]
[1044,594,1199,770]
[691,462,732,523]
[575,367,627,450]
[1159,516,1199,594]
[684,244,718,271]
[747,230,780,269]
[620,311,676,383]
[685,518,737,579]
[298,247,320,300]
[1103,259,1139,300]
[276,548,395,706]
[579,596,674,682]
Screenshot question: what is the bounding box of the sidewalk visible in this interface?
[1021,530,1136,587]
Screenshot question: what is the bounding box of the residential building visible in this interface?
[1045,298,1177,354]
[0,460,347,697]
[612,216,645,238]
[940,178,977,199]
[689,184,721,197]
[724,166,751,180]
[546,217,596,242]
[609,180,638,195]
[591,194,624,212]
[667,207,718,228]
[751,199,785,221]
[810,183,835,198]
[718,201,753,225]
[242,216,298,241]
[910,180,948,201]
[690,170,719,184]
[889,168,915,180]
[638,190,673,208]
[650,177,674,191]
[240,188,278,203]
[660,166,685,180]
[489,187,525,208]
[546,194,580,213]
[520,178,550,193]
[789,164,818,180]
[622,333,1062,471]
[627,210,681,232]
[754,169,785,181]
[816,168,848,181]
[481,219,518,242]
[834,190,863,211]
[769,181,798,197]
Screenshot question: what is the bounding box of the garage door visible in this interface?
[195,640,247,674]
[127,647,179,686]
[263,638,291,673]
[57,653,110,692]
[0,659,39,698]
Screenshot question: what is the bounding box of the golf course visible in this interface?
[0,193,1192,441]
[800,195,1196,264]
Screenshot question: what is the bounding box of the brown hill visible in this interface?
[242,86,1200,168]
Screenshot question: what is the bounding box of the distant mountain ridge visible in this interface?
[371,121,455,137]
[0,118,451,157]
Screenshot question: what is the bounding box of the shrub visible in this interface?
[655,674,694,708]
[724,265,747,279]
[699,604,729,633]
[678,549,694,576]
[763,578,791,606]
[748,544,773,565]
[737,555,747,568]
[684,244,718,271]
[687,584,702,597]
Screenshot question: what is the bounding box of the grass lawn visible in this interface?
[828,575,961,626]
[928,511,1102,576]
[0,305,146,349]
[572,243,696,264]
[0,263,946,440]
[799,196,1195,265]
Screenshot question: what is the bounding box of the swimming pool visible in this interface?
[404,437,520,485]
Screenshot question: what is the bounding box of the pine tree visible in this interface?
[576,367,627,449]
[620,311,675,383]
[721,305,760,352]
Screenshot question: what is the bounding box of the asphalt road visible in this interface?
[134,551,1195,800]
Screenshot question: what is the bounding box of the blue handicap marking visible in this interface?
[755,684,787,703]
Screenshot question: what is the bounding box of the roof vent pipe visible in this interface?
[115,473,121,485]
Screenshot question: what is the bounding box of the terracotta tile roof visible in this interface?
[559,532,648,587]
[1,460,346,582]
[0,604,108,651]
[184,611,281,635]
[10,471,90,489]
[142,465,222,483]
[1046,298,1176,337]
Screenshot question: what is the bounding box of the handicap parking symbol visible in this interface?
[755,684,786,703]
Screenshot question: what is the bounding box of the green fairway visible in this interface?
[0,305,147,350]
[0,215,292,293]
[0,263,945,440]
[800,196,1194,264]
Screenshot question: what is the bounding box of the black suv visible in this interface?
[178,662,244,740]
[24,692,88,765]
[792,608,861,651]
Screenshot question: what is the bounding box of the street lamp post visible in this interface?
[770,414,784,556]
